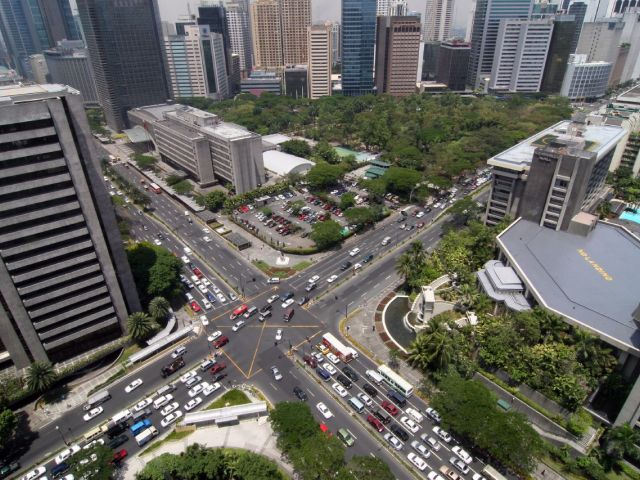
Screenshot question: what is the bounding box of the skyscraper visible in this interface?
[467,0,534,88]
[342,0,377,96]
[308,24,332,99]
[489,18,554,92]
[226,1,253,72]
[77,0,169,131]
[331,22,342,65]
[568,2,587,54]
[377,0,390,16]
[0,84,140,372]
[436,39,470,90]
[423,0,455,41]
[575,18,624,64]
[540,15,576,93]
[280,0,311,65]
[250,0,282,68]
[43,40,99,105]
[375,16,421,97]
[198,5,233,80]
[0,0,79,77]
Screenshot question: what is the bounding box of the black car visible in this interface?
[213,373,228,382]
[157,233,164,239]
[373,408,391,424]
[297,296,309,306]
[0,462,19,479]
[336,373,352,389]
[293,386,308,401]
[342,366,359,382]
[107,434,128,449]
[258,310,272,322]
[363,254,374,263]
[340,261,352,271]
[363,383,378,397]
[390,424,409,442]
[106,421,128,439]
[259,304,272,313]
[280,292,294,302]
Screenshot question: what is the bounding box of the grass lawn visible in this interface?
[253,259,313,279]
[141,429,194,455]
[292,261,313,271]
[206,389,251,410]
[119,343,141,365]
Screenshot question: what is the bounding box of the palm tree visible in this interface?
[26,361,57,393]
[604,424,640,460]
[408,240,426,266]
[388,348,401,370]
[395,253,414,286]
[407,335,432,371]
[457,283,480,312]
[148,296,170,322]
[408,317,455,372]
[127,312,158,342]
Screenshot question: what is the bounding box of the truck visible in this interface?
[135,426,159,446]
[161,356,185,377]
[83,390,111,411]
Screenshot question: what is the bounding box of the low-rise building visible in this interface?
[560,54,612,101]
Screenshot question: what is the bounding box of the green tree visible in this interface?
[148,296,170,322]
[312,140,339,163]
[395,253,414,285]
[233,449,285,480]
[306,162,343,189]
[127,312,158,341]
[360,178,387,203]
[344,207,375,227]
[409,240,427,266]
[457,283,480,312]
[281,139,312,157]
[339,456,394,480]
[269,401,319,452]
[310,220,343,249]
[340,192,356,210]
[407,316,455,372]
[288,433,346,480]
[290,200,305,215]
[147,252,183,298]
[0,409,17,450]
[69,445,114,480]
[172,180,193,195]
[382,166,421,195]
[26,361,57,394]
[134,154,157,169]
[388,348,401,370]
[203,190,227,211]
[603,424,640,461]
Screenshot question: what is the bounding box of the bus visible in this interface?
[230,304,248,320]
[321,333,354,363]
[130,419,152,436]
[149,182,161,194]
[135,426,159,446]
[83,424,108,442]
[83,390,111,411]
[378,365,414,397]
[482,465,508,480]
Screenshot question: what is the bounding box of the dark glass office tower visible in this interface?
[341,0,376,96]
[541,15,576,93]
[198,6,232,69]
[77,0,169,131]
[568,2,587,54]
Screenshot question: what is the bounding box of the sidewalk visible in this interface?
[118,416,293,480]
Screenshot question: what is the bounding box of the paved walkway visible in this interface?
[118,416,293,480]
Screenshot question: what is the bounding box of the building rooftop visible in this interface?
[488,120,626,172]
[498,218,640,353]
[0,83,78,104]
[262,133,291,146]
[263,150,314,176]
[616,84,640,107]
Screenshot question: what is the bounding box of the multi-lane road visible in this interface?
[15,162,493,479]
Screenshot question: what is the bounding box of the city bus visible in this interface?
[482,465,508,480]
[149,182,161,194]
[83,423,108,442]
[321,333,354,363]
[230,304,248,320]
[378,365,414,397]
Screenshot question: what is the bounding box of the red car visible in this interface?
[381,400,399,416]
[367,414,385,432]
[213,336,229,349]
[192,267,203,278]
[210,362,227,374]
[190,301,201,312]
[111,449,128,464]
[319,423,332,437]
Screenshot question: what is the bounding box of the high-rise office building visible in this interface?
[77,0,169,131]
[0,84,141,372]
[614,0,638,13]
[489,18,554,92]
[198,5,233,82]
[226,1,253,72]
[284,65,308,97]
[421,41,441,80]
[575,19,624,64]
[436,39,470,90]
[308,24,332,99]
[540,15,576,94]
[390,0,409,15]
[44,40,98,105]
[618,10,640,82]
[163,25,229,100]
[560,54,612,100]
[467,0,534,88]
[377,0,390,16]
[342,0,377,96]
[375,15,421,97]
[250,0,282,68]
[331,23,342,64]
[568,2,587,54]
[423,0,455,41]
[0,0,80,77]
[280,0,311,65]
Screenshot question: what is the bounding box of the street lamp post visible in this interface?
[55,425,68,446]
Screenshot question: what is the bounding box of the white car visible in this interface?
[232,319,246,332]
[203,382,221,396]
[82,406,103,421]
[184,397,202,411]
[267,294,279,304]
[332,382,348,397]
[349,247,360,257]
[201,278,211,286]
[400,416,420,434]
[188,382,207,397]
[316,402,333,419]
[161,410,183,428]
[154,239,162,246]
[211,285,221,294]
[132,397,153,412]
[172,346,187,358]
[326,352,340,364]
[83,438,105,450]
[200,315,210,325]
[160,402,179,416]
[185,375,202,387]
[450,456,470,475]
[433,426,452,443]
[353,263,362,271]
[416,211,425,218]
[383,432,403,451]
[472,474,488,480]
[357,392,373,407]
[275,329,283,341]
[281,298,295,309]
[198,284,208,294]
[425,407,441,423]
[322,362,337,375]
[124,378,143,393]
[327,274,338,283]
[203,227,211,234]
[181,255,190,264]
[428,472,446,480]
[180,370,198,383]
[308,275,320,283]
[410,440,431,458]
[228,292,238,301]
[154,394,173,410]
[217,293,227,303]
[407,452,428,471]
[271,366,283,381]
[55,444,81,464]
[420,434,441,451]
[208,330,223,342]
[405,407,423,424]
[202,300,212,310]
[452,445,473,464]
[203,236,212,242]
[21,466,46,480]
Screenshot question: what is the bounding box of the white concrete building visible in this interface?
[560,54,612,100]
[226,1,253,72]
[423,0,455,41]
[308,24,333,99]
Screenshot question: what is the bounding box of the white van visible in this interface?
[381,236,391,246]
[156,383,176,397]
[153,394,173,410]
[366,369,384,385]
[405,407,424,424]
[110,409,132,424]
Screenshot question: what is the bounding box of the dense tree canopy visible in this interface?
[281,139,312,158]
[306,162,344,189]
[310,220,343,250]
[0,409,17,450]
[127,242,183,305]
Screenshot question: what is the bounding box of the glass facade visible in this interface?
[341,0,376,96]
